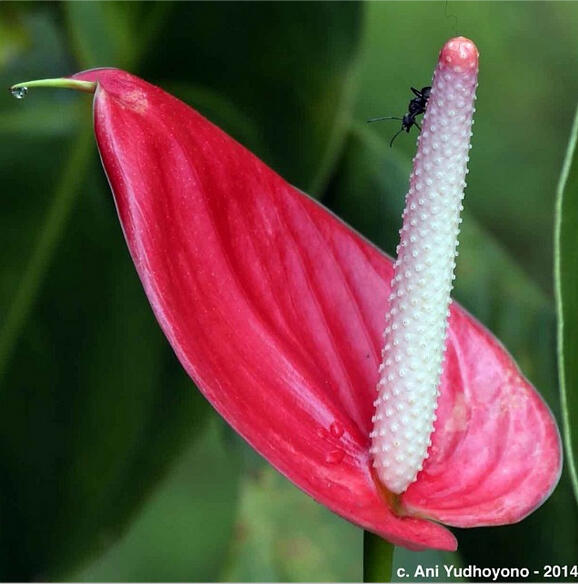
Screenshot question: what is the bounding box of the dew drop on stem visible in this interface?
[10,86,28,99]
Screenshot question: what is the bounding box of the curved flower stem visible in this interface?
[10,79,97,94]
[0,121,93,385]
[363,531,394,582]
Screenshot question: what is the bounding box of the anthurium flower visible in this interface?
[11,37,561,551]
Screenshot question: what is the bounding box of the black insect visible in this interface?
[368,86,431,147]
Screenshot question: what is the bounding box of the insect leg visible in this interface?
[367,116,403,124]
[389,128,405,147]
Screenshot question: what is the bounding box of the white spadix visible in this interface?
[370,37,479,494]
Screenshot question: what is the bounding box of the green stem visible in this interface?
[0,122,93,385]
[363,531,395,582]
[555,102,578,505]
[10,79,96,93]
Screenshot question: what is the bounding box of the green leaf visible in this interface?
[70,420,241,582]
[325,124,578,578]
[223,467,362,582]
[64,2,135,68]
[139,1,363,195]
[0,6,248,579]
[555,103,578,505]
[0,124,93,382]
[0,6,29,68]
[63,1,171,70]
[0,101,79,136]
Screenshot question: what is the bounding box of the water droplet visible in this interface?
[329,421,344,439]
[325,449,345,464]
[10,86,28,100]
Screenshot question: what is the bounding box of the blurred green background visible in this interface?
[1,2,577,582]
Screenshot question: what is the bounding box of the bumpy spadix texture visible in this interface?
[55,39,561,551]
[371,38,478,494]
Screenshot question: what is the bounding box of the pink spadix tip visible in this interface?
[439,37,479,71]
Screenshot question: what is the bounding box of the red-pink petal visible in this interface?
[73,68,561,550]
[402,309,561,526]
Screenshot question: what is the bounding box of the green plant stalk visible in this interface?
[10,79,97,93]
[554,102,578,505]
[0,121,93,385]
[363,531,394,582]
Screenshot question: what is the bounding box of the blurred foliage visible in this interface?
[223,467,362,582]
[0,1,577,582]
[72,420,241,582]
